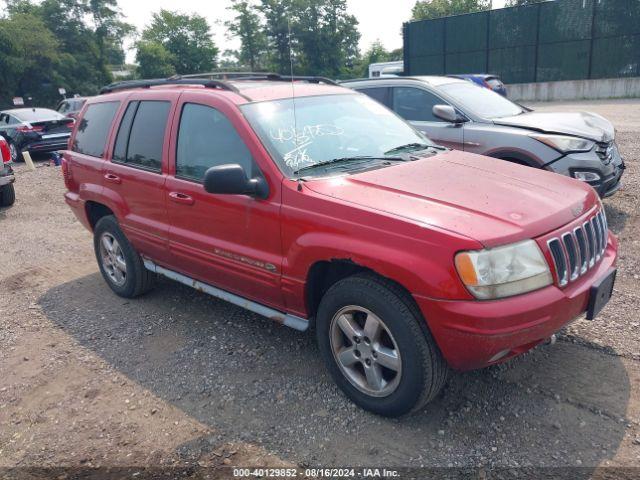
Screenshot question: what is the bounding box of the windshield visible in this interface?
[440,82,523,119]
[241,93,433,177]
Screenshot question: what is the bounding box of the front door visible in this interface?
[164,93,284,310]
[391,86,464,151]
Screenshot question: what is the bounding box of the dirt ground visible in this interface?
[1,99,640,478]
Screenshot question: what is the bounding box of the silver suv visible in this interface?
[343,76,625,197]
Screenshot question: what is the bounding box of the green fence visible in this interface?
[403,0,640,83]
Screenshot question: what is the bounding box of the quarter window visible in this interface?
[72,101,120,157]
[392,87,446,122]
[176,103,255,182]
[113,100,170,172]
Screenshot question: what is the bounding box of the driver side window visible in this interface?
[176,103,256,182]
[392,87,447,122]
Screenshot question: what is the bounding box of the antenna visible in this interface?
[287,16,300,170]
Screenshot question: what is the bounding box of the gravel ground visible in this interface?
[1,99,640,476]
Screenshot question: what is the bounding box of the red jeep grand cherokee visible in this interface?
[62,75,617,417]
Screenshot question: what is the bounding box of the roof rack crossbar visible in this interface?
[98,78,247,97]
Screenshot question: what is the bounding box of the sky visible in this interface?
[117,0,421,64]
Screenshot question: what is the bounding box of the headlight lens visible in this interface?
[531,134,595,153]
[455,240,553,300]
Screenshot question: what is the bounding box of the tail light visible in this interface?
[0,139,10,164]
[61,155,71,179]
[17,124,44,133]
[64,119,76,129]
[61,154,77,191]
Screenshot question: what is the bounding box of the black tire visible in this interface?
[0,183,15,207]
[316,273,448,417]
[93,215,155,298]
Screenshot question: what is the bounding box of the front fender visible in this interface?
[281,229,478,319]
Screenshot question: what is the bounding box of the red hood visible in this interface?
[304,151,599,247]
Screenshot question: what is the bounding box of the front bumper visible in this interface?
[415,234,618,371]
[547,143,625,198]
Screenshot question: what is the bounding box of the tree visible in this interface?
[87,0,135,66]
[292,0,361,78]
[411,0,490,20]
[225,0,268,71]
[135,41,176,78]
[258,0,295,74]
[0,13,60,106]
[140,10,218,75]
[0,0,133,107]
[355,40,391,77]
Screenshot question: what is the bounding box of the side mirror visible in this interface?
[203,164,269,199]
[432,104,466,124]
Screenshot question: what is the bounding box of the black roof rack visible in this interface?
[98,78,246,97]
[339,76,418,83]
[173,72,339,86]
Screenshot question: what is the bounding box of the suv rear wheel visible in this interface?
[316,273,448,417]
[93,215,155,298]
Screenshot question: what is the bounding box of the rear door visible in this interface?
[391,86,464,150]
[68,100,121,202]
[102,91,177,264]
[164,91,284,309]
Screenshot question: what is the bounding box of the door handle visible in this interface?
[169,191,195,205]
[104,173,121,184]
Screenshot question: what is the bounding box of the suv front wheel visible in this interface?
[93,215,155,298]
[316,273,448,417]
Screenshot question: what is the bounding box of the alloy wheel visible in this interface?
[99,232,127,287]
[329,305,402,397]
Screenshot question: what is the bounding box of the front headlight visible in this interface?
[531,134,595,153]
[455,240,553,300]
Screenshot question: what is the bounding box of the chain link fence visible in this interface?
[403,0,640,83]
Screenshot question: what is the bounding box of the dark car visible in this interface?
[0,108,75,162]
[56,97,89,119]
[0,136,15,207]
[448,74,507,97]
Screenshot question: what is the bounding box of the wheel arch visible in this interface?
[85,201,115,230]
[305,258,426,328]
[486,149,541,168]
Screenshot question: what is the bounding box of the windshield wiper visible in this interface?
[293,156,404,175]
[384,142,438,155]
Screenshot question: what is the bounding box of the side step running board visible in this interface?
[143,259,309,332]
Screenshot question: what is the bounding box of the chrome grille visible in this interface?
[547,208,608,287]
[595,141,613,165]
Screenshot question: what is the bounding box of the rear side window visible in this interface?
[112,100,170,172]
[392,87,445,122]
[73,102,119,157]
[358,87,391,108]
[176,103,255,181]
